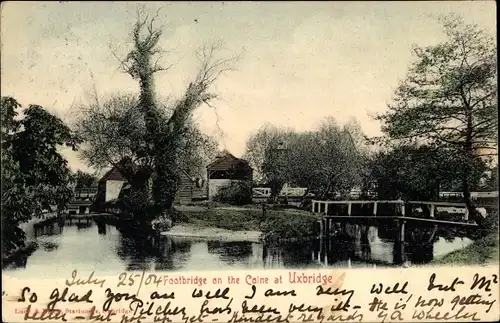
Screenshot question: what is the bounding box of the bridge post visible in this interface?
[400,202,405,217]
[395,219,406,265]
[400,220,405,243]
[324,203,329,215]
[347,202,352,216]
[311,201,315,213]
[430,204,435,218]
[373,202,378,216]
[464,208,469,221]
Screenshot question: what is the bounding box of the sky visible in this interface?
[1,1,496,174]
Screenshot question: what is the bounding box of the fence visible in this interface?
[252,187,307,197]
[439,191,499,199]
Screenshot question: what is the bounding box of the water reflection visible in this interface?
[208,241,253,263]
[4,219,474,278]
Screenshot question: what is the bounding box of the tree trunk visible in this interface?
[463,112,484,228]
[153,154,179,215]
[117,163,154,221]
[269,180,282,204]
[462,176,484,227]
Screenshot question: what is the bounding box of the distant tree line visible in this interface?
[244,118,368,201]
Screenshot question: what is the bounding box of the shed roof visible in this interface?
[99,158,199,183]
[207,152,252,172]
[99,166,126,182]
[98,157,136,183]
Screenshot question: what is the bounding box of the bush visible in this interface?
[483,208,499,233]
[171,209,190,224]
[151,216,172,233]
[213,181,253,205]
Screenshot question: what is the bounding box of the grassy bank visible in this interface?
[172,205,318,242]
[175,207,262,231]
[432,232,499,265]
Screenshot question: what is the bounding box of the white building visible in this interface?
[206,152,253,200]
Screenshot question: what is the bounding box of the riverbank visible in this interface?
[168,204,318,242]
[432,232,499,265]
[161,225,262,242]
[2,241,38,269]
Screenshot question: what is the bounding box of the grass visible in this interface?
[174,208,262,231]
[432,231,499,265]
[172,205,318,241]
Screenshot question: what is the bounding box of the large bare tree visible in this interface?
[77,9,235,220]
[75,93,218,179]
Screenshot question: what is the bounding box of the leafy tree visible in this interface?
[367,145,485,201]
[477,166,498,192]
[300,118,366,198]
[72,170,98,197]
[244,124,295,183]
[1,97,78,258]
[244,118,368,200]
[244,125,296,201]
[374,15,497,226]
[262,141,291,202]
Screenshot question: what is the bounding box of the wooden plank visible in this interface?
[409,201,467,207]
[322,215,478,227]
[311,200,404,205]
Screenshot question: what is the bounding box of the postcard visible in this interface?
[1,1,498,322]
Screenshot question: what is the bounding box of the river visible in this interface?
[4,219,473,279]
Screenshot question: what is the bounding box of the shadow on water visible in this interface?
[208,241,253,262]
[4,216,475,273]
[114,231,195,271]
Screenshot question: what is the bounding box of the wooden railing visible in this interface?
[253,187,272,197]
[311,200,406,216]
[252,187,308,197]
[439,191,498,199]
[280,187,308,197]
[310,199,481,222]
[408,201,470,221]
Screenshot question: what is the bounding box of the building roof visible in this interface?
[207,152,252,172]
[99,158,200,183]
[99,166,127,182]
[98,157,136,183]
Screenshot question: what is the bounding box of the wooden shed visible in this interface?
[94,157,206,209]
[206,152,253,199]
[174,169,207,205]
[94,160,130,207]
